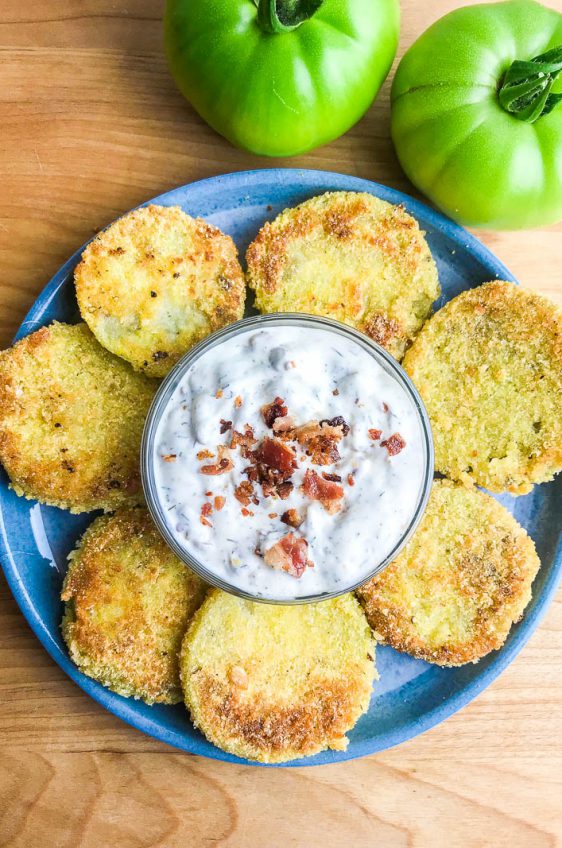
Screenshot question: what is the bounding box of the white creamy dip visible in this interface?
[152,323,427,601]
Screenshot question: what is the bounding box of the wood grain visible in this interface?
[1,1,561,845]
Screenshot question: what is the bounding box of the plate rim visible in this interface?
[1,167,561,767]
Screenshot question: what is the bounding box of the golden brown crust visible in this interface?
[403,281,562,494]
[246,192,439,360]
[61,508,207,704]
[75,205,246,377]
[0,322,156,512]
[357,480,541,666]
[181,591,375,763]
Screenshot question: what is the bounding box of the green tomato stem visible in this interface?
[498,45,562,123]
[255,0,323,33]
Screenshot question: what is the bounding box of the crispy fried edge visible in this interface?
[0,322,154,513]
[75,205,246,377]
[61,508,207,704]
[403,281,562,494]
[246,191,439,360]
[357,480,541,666]
[180,591,375,763]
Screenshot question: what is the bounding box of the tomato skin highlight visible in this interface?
[390,0,562,230]
[164,0,399,157]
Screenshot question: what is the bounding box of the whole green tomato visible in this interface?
[391,0,562,229]
[164,0,399,157]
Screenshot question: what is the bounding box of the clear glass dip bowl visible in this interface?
[141,314,434,604]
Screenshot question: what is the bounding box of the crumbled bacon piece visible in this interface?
[322,472,342,482]
[197,449,215,461]
[200,502,213,527]
[234,395,243,408]
[241,507,250,517]
[281,508,303,528]
[200,446,234,475]
[254,437,297,474]
[381,432,406,456]
[368,428,382,441]
[287,420,345,466]
[332,388,340,396]
[382,402,389,413]
[219,419,232,434]
[263,533,311,578]
[268,512,278,519]
[303,469,344,514]
[262,396,288,428]
[230,425,257,455]
[205,490,213,497]
[234,480,254,506]
[319,416,350,436]
[347,474,355,487]
[162,454,177,462]
[214,496,226,511]
[272,415,295,434]
[277,481,294,500]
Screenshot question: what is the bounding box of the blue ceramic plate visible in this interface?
[1,169,561,767]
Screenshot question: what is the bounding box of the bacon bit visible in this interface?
[332,388,340,396]
[319,416,350,436]
[230,425,257,454]
[268,512,278,519]
[272,415,295,434]
[263,533,311,578]
[215,389,223,399]
[252,496,259,506]
[162,454,177,462]
[303,469,344,514]
[241,507,254,517]
[277,481,294,500]
[382,402,389,413]
[197,449,215,461]
[381,432,406,456]
[322,472,342,482]
[262,396,288,428]
[200,502,213,527]
[281,508,303,528]
[205,490,213,497]
[200,446,234,475]
[214,496,226,511]
[219,419,232,434]
[254,437,297,474]
[347,474,355,487]
[368,428,382,441]
[234,395,243,408]
[234,480,254,506]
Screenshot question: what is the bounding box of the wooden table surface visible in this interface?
[1,2,561,845]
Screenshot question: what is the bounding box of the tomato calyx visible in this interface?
[255,0,323,34]
[498,45,562,123]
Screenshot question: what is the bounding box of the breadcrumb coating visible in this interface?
[181,590,375,763]
[61,508,207,704]
[403,281,562,494]
[357,480,540,666]
[75,205,246,377]
[246,192,439,360]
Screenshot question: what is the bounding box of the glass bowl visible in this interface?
[141,313,434,603]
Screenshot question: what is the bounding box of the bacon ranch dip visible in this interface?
[149,320,430,601]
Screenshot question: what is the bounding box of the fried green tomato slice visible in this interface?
[357,480,540,667]
[0,322,156,513]
[75,205,246,378]
[246,191,439,360]
[403,281,562,494]
[181,591,375,763]
[61,508,207,704]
